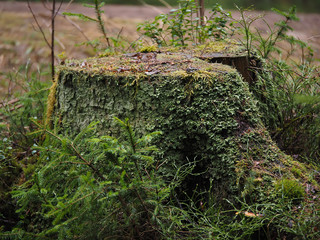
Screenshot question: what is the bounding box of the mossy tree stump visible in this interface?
[48,51,317,203]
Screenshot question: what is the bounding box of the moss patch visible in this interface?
[157,39,246,56]
[275,178,305,200]
[60,52,235,79]
[45,76,58,127]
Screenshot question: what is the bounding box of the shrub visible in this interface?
[3,118,196,239]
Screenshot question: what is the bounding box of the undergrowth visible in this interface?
[0,63,50,232]
[6,120,174,239]
[2,116,319,239]
[237,6,320,160]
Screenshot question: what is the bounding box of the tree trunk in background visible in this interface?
[199,0,205,26]
[51,0,56,80]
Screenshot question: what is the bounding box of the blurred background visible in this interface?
[2,0,320,13]
[111,0,320,13]
[0,0,320,13]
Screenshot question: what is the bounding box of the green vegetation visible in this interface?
[8,120,170,239]
[62,0,115,54]
[275,178,305,200]
[0,64,50,232]
[0,1,319,240]
[137,1,233,47]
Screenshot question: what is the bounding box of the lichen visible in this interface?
[45,75,58,128]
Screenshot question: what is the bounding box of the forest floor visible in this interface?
[1,2,320,97]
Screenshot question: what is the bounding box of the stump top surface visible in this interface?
[61,52,238,77]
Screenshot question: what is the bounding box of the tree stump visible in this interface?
[47,51,311,203]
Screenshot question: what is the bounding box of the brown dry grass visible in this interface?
[0,3,142,98]
[0,9,141,71]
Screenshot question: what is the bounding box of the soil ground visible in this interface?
[0,2,320,97]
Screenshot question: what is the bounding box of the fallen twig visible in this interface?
[0,98,20,108]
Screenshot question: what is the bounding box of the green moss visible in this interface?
[139,45,157,53]
[61,53,220,78]
[292,160,307,172]
[310,179,320,190]
[275,178,305,200]
[159,40,245,56]
[22,162,36,179]
[291,166,303,178]
[196,39,245,54]
[98,51,116,58]
[232,121,316,201]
